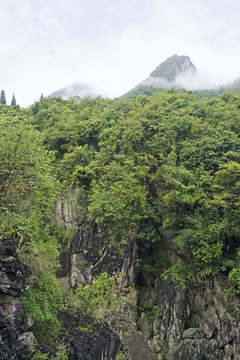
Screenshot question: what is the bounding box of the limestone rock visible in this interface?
[0,238,28,296]
[138,312,151,340]
[0,300,32,359]
[126,332,158,360]
[146,275,240,359]
[182,328,204,340]
[58,309,122,360]
[166,338,223,360]
[70,221,137,289]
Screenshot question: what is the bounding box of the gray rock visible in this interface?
[127,332,158,360]
[138,312,151,339]
[18,332,36,345]
[166,338,222,360]
[182,328,204,340]
[0,238,28,296]
[155,278,187,348]
[56,249,71,277]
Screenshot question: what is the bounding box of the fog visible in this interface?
[1,0,240,106]
[48,82,102,100]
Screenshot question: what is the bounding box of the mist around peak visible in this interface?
[48,82,102,100]
[123,54,235,98]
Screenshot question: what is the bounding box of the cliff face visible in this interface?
[2,193,240,359]
[56,198,240,360]
[140,276,240,359]
[149,54,196,82]
[0,238,33,360]
[0,236,122,359]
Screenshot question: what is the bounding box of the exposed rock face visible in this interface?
[137,276,240,359]
[127,332,158,360]
[54,193,240,359]
[0,238,29,296]
[123,54,197,97]
[0,236,124,360]
[0,238,34,359]
[142,54,196,90]
[0,300,35,360]
[58,309,122,360]
[54,188,79,230]
[70,222,137,289]
[149,54,196,82]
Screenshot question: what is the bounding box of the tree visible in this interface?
[11,94,16,106]
[0,90,6,104]
[0,115,58,218]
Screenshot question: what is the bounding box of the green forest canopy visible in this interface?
[0,89,240,343]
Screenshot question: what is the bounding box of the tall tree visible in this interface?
[0,90,6,104]
[11,94,16,106]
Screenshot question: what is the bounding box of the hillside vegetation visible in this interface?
[0,89,240,357]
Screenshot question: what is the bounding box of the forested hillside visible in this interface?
[0,89,240,359]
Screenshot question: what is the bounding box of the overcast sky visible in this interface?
[1,0,240,107]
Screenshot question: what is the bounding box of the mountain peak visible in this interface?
[123,54,197,97]
[149,54,196,82]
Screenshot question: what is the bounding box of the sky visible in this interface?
[1,0,240,107]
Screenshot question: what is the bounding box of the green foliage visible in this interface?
[0,88,239,355]
[21,273,63,345]
[162,263,197,288]
[11,94,17,106]
[186,302,199,328]
[116,351,126,360]
[21,273,62,322]
[137,221,169,275]
[32,353,51,360]
[0,90,6,104]
[0,114,58,222]
[88,166,152,246]
[225,249,240,297]
[31,344,68,360]
[1,87,239,358]
[55,344,69,360]
[26,90,240,290]
[138,292,162,332]
[67,272,122,327]
[0,105,63,349]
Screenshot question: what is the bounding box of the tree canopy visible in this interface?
[0,90,6,104]
[27,90,240,290]
[1,88,240,355]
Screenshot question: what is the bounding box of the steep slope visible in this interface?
[1,90,240,359]
[124,54,197,97]
[31,92,240,359]
[149,54,196,82]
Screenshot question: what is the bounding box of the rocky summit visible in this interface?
[149,54,196,82]
[124,54,197,97]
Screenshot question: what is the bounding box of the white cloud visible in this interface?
[1,0,240,106]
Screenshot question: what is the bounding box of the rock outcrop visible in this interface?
[58,309,122,360]
[70,222,137,290]
[0,238,33,360]
[149,54,196,83]
[123,54,197,97]
[54,191,240,359]
[137,276,240,359]
[0,236,124,360]
[0,238,29,296]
